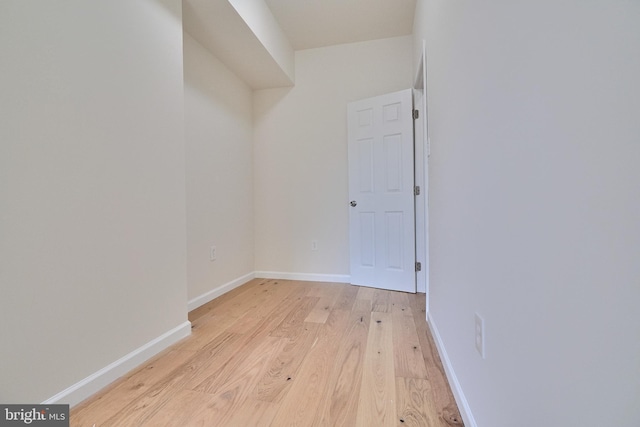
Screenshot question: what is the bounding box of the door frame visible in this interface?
[414,40,430,314]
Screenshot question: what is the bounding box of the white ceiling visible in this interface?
[182,0,417,89]
[183,0,295,88]
[264,0,417,50]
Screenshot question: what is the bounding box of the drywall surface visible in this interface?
[183,32,255,302]
[253,36,413,276]
[229,0,295,82]
[183,0,293,89]
[0,0,188,403]
[414,1,640,425]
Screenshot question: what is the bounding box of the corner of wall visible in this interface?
[187,272,256,312]
[427,312,478,427]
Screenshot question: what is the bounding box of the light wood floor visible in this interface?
[71,279,464,426]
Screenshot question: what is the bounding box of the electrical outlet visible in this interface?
[210,245,217,261]
[311,240,318,251]
[475,313,485,359]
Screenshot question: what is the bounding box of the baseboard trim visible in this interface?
[42,321,191,407]
[427,313,477,427]
[255,271,350,283]
[187,272,256,312]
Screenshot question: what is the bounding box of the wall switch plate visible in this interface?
[475,313,485,359]
[210,245,217,261]
[311,240,318,251]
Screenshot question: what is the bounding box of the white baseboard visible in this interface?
[42,321,191,408]
[255,271,350,283]
[187,272,256,312]
[427,313,477,427]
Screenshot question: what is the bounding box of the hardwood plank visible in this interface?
[225,282,305,334]
[219,279,290,319]
[408,291,427,321]
[223,312,263,335]
[242,280,302,318]
[389,290,412,314]
[372,289,392,313]
[97,331,242,426]
[313,309,370,427]
[391,310,429,379]
[305,294,339,323]
[224,398,279,427]
[396,377,441,427]
[253,322,320,403]
[269,296,319,339]
[269,309,351,426]
[146,337,284,427]
[356,286,376,300]
[187,295,318,394]
[304,282,343,323]
[70,348,195,427]
[353,286,375,313]
[352,297,372,313]
[187,336,285,427]
[333,284,359,311]
[355,311,396,427]
[178,313,238,352]
[304,281,342,297]
[184,279,290,351]
[139,389,221,427]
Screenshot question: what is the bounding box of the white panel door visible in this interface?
[348,89,415,293]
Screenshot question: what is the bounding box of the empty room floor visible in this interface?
[71,279,464,426]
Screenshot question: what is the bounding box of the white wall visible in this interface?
[183,32,255,303]
[0,0,188,403]
[253,36,413,276]
[414,1,640,426]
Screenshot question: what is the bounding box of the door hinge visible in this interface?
[414,185,421,196]
[413,109,419,120]
[415,262,422,272]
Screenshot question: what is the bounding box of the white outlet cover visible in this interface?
[210,246,217,261]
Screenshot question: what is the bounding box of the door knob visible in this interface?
[350,200,357,207]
